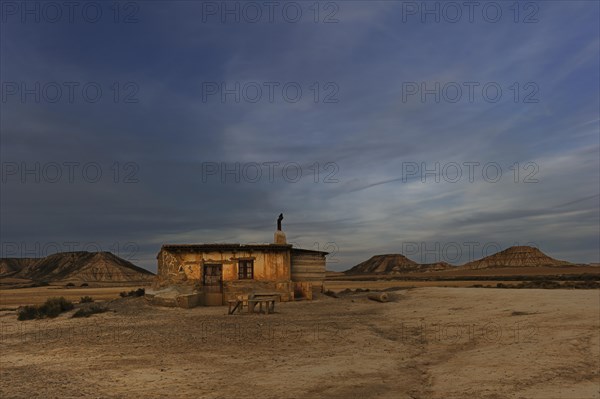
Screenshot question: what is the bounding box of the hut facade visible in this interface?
[155,220,327,306]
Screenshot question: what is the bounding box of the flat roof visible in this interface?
[158,243,328,256]
[290,247,330,255]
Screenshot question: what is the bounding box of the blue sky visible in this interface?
[1,1,599,272]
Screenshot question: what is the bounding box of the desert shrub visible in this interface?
[39,297,74,318]
[72,304,107,318]
[120,288,145,298]
[80,283,89,287]
[17,297,74,321]
[17,305,40,321]
[80,296,94,303]
[323,290,338,298]
[65,282,75,287]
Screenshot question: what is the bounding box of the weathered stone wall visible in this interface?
[293,282,314,300]
[155,250,188,287]
[156,248,292,284]
[155,247,324,303]
[223,280,294,302]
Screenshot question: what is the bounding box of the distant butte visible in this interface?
[345,254,452,274]
[461,246,574,269]
[345,246,576,274]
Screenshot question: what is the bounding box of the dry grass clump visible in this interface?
[119,288,145,298]
[72,304,108,318]
[17,297,74,321]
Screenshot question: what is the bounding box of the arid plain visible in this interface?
[1,285,598,399]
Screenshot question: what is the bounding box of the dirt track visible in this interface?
[1,287,599,399]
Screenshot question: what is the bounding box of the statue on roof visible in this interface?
[277,213,284,231]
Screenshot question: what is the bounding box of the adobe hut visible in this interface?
[155,214,327,306]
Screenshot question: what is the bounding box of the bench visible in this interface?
[227,299,244,315]
[247,296,277,314]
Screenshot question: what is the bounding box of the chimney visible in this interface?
[274,230,287,245]
[274,213,287,244]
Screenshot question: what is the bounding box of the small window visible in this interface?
[238,260,254,280]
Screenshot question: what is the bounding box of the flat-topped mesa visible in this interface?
[462,246,574,269]
[346,254,454,274]
[346,254,419,274]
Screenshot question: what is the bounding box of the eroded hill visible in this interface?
[346,254,452,274]
[0,251,154,284]
[461,246,574,269]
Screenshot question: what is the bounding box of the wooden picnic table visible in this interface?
[228,295,278,315]
[252,292,282,300]
[247,296,277,314]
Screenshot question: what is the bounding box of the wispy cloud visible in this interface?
[1,1,598,270]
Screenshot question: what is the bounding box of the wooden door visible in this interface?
[203,263,223,292]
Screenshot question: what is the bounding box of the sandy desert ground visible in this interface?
[0,286,598,399]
